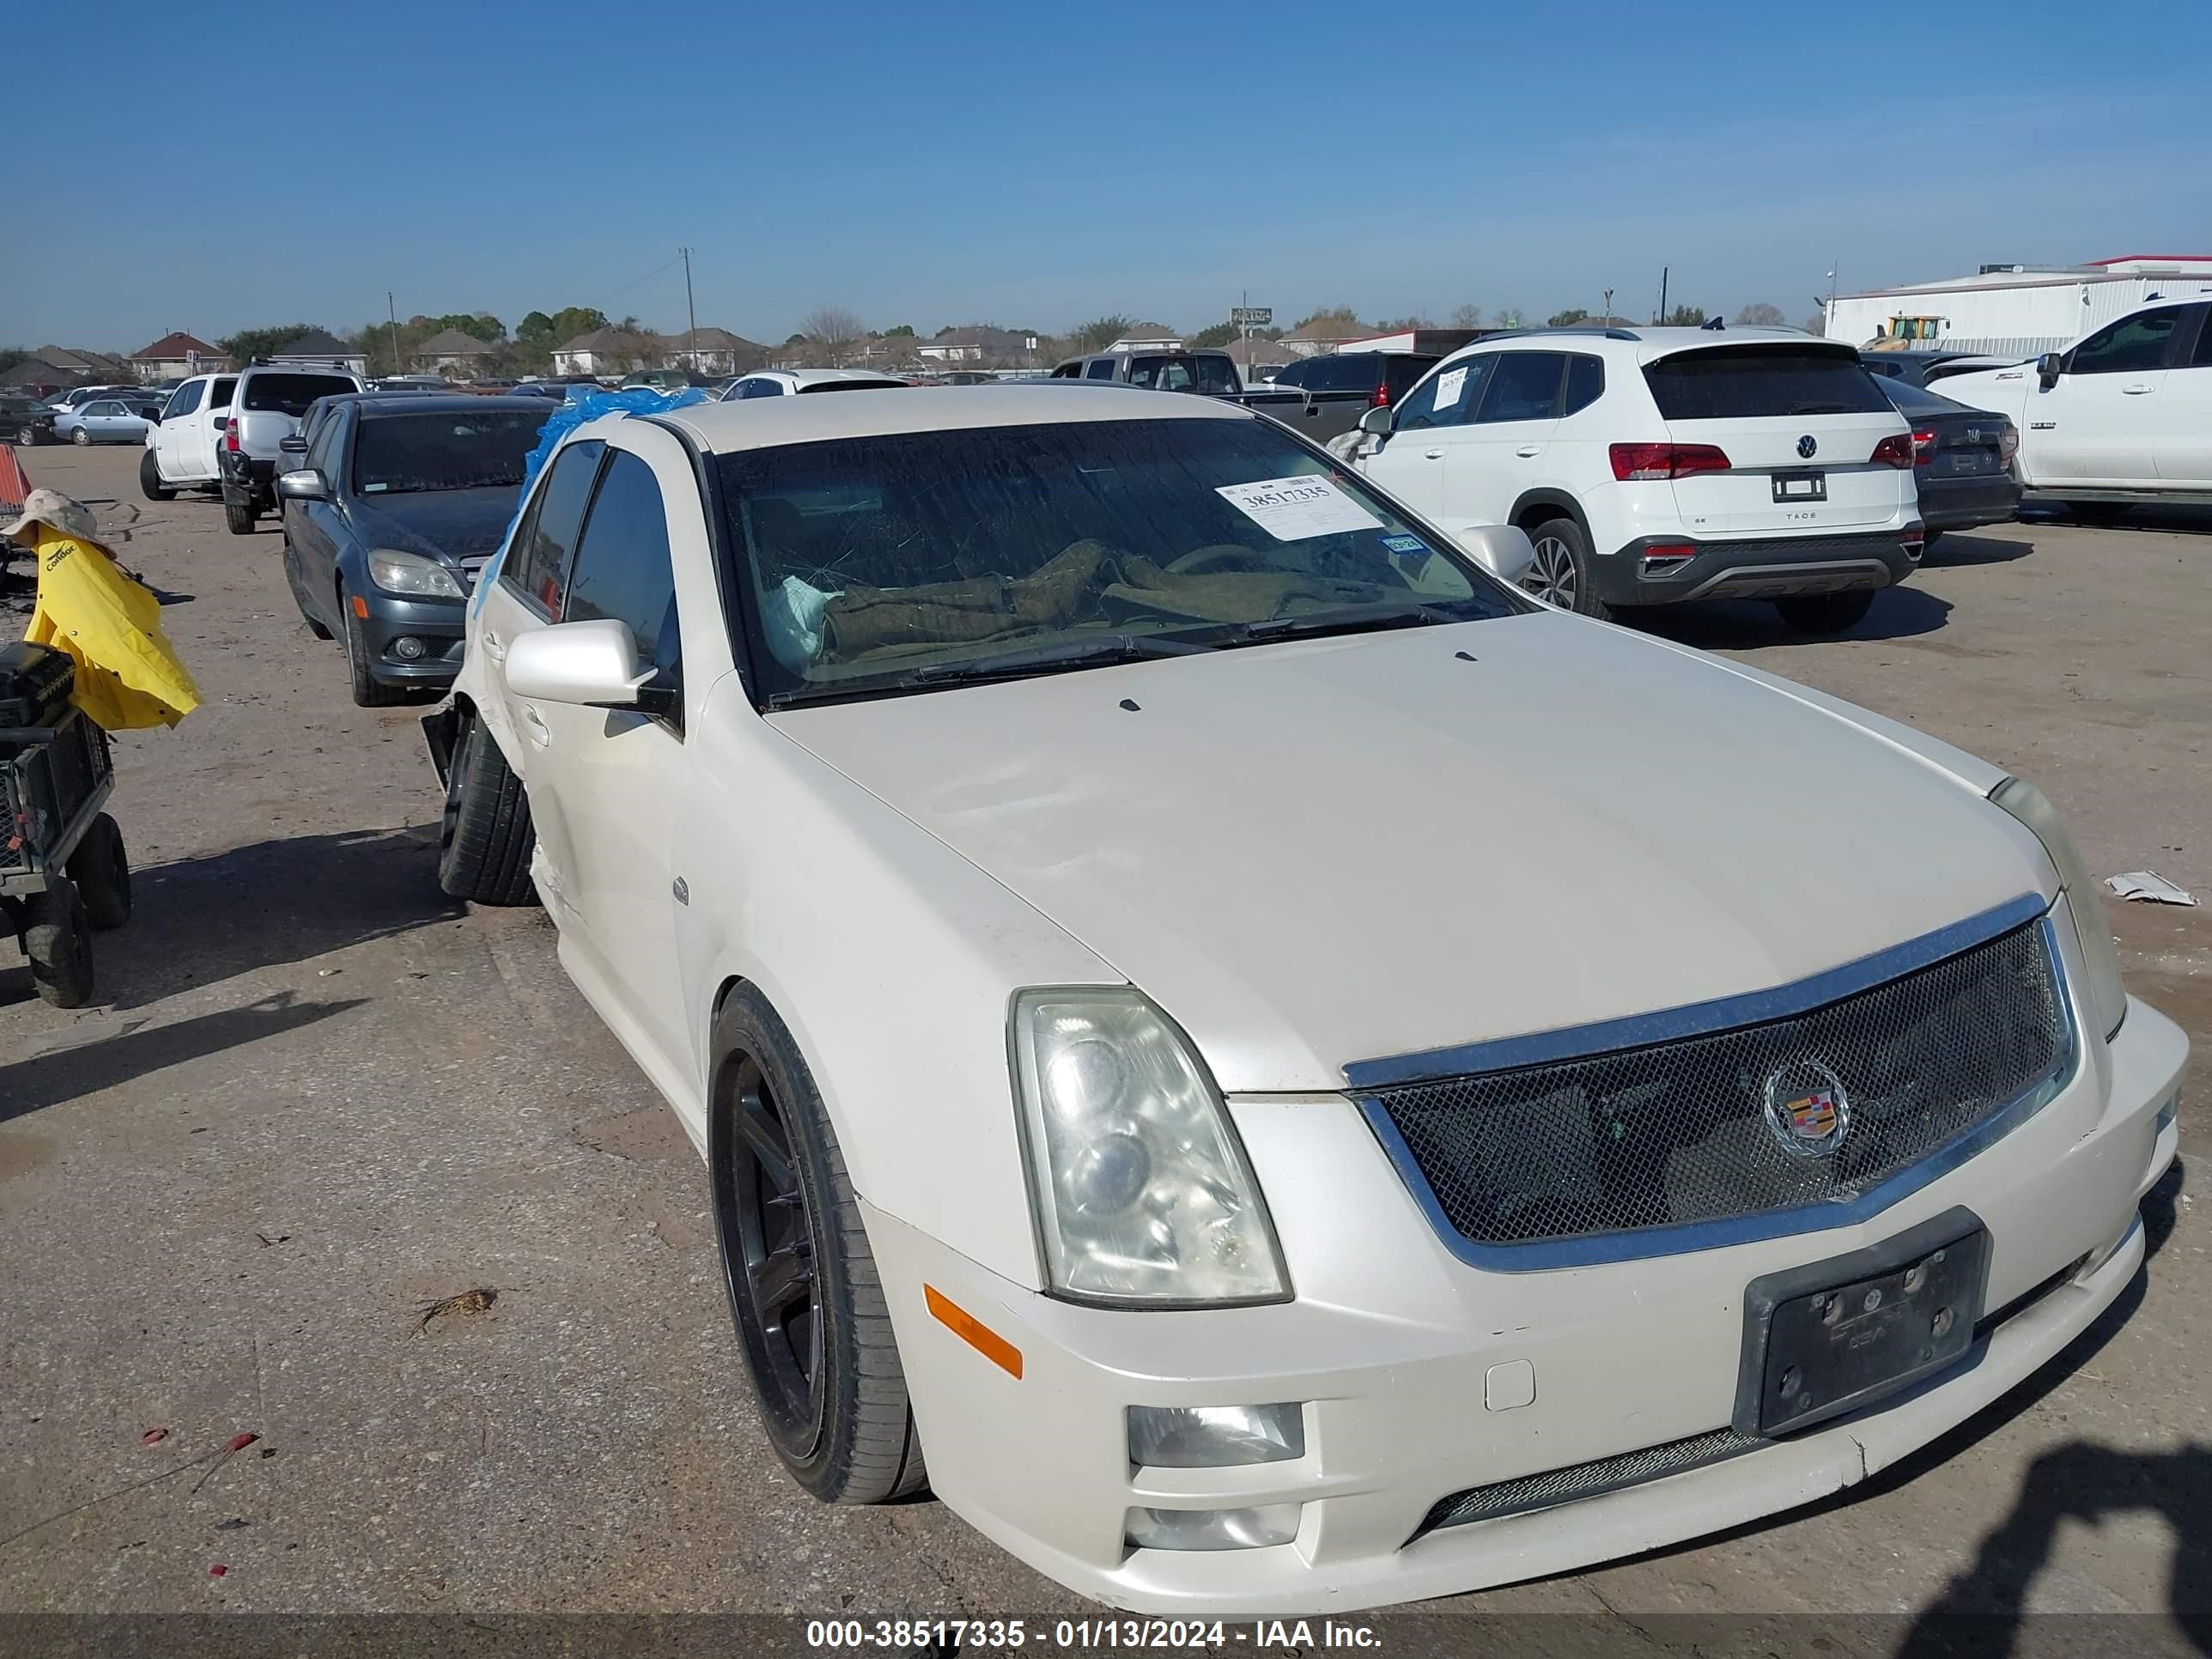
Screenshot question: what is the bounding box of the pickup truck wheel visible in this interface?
[436,709,538,904]
[223,497,256,535]
[1775,590,1875,633]
[710,984,927,1504]
[139,450,175,501]
[1527,517,1611,619]
[23,885,95,1008]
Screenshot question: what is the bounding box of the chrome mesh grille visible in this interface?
[1367,921,2067,1253]
[1413,1426,1762,1540]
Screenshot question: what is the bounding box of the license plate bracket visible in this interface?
[1734,1207,1990,1438]
[1772,470,1827,501]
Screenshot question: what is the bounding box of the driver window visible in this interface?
[165,382,203,419]
[2069,308,2184,375]
[1395,356,1493,429]
[565,450,681,716]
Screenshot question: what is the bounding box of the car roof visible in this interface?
[760,368,908,386]
[352,394,554,416]
[659,382,1246,454]
[1434,325,1845,369]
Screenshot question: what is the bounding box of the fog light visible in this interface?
[390,635,427,661]
[1127,1403,1304,1468]
[1125,1504,1300,1553]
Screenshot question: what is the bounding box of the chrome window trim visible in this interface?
[1349,894,2080,1271]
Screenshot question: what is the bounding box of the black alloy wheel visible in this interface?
[716,1054,825,1455]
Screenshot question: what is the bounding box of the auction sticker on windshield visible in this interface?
[1218,474,1382,541]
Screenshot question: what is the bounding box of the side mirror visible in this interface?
[279,434,308,454]
[275,468,329,501]
[2036,352,2063,387]
[1454,524,1537,588]
[1358,404,1394,436]
[504,618,653,709]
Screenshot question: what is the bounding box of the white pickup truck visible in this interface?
[1936,297,2212,512]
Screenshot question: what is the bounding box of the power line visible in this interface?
[589,252,686,313]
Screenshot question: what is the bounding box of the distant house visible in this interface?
[1276,316,1375,358]
[413,329,501,377]
[917,325,1035,364]
[664,326,766,376]
[1219,337,1290,381]
[1105,323,1182,353]
[550,327,664,378]
[3,344,132,391]
[269,330,370,375]
[129,331,229,382]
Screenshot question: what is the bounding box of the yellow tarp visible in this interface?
[19,526,200,730]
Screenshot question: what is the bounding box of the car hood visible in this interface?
[346,486,521,560]
[770,612,2052,1093]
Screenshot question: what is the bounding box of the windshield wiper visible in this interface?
[1224,601,1461,646]
[766,634,1206,707]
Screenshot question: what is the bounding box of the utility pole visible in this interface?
[386,292,400,378]
[1656,267,1668,326]
[681,246,699,371]
[1602,288,1614,326]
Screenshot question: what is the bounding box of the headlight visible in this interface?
[368,548,465,599]
[1990,777,2126,1039]
[1010,989,1288,1307]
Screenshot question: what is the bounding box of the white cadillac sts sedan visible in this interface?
[428,386,2186,1614]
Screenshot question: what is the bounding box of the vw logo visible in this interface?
[1796,434,1819,459]
[1763,1060,1850,1158]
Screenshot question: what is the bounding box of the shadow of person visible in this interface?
[0,990,368,1127]
[0,824,469,1013]
[1897,1440,2212,1657]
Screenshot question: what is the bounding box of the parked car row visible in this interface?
[410,380,2185,1616]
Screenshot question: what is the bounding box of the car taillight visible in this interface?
[1372,382,1392,407]
[1910,428,1937,466]
[2000,423,2019,463]
[223,418,240,453]
[1870,433,1914,468]
[1608,442,1731,481]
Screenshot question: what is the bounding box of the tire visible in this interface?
[139,449,175,501]
[66,813,132,930]
[22,885,94,1008]
[436,708,538,904]
[1775,590,1876,633]
[1525,515,1610,619]
[223,496,257,535]
[340,586,405,707]
[70,426,91,447]
[708,984,927,1504]
[16,424,41,447]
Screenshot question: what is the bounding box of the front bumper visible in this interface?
[872,981,2185,1616]
[1593,529,1923,607]
[356,591,467,688]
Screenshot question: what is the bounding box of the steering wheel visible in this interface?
[1165,545,1273,576]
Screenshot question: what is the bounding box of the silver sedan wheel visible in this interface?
[1528,533,1578,607]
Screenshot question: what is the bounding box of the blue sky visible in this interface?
[16,0,2210,351]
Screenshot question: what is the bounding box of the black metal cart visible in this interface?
[2,641,132,1007]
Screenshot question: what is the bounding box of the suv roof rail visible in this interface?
[1474,325,1644,343]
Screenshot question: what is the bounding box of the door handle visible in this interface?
[1515,445,1543,458]
[1423,448,1445,460]
[482,630,506,664]
[2121,384,2154,395]
[520,705,552,748]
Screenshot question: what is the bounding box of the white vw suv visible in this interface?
[1355,326,1923,630]
[427,386,2181,1614]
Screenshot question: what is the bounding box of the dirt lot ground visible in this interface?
[1,442,2204,1642]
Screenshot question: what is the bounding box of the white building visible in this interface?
[1825,256,2212,357]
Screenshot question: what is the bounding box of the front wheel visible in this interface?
[708,985,927,1504]
[341,586,406,707]
[1776,590,1876,633]
[22,885,94,1007]
[436,709,538,904]
[139,450,175,501]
